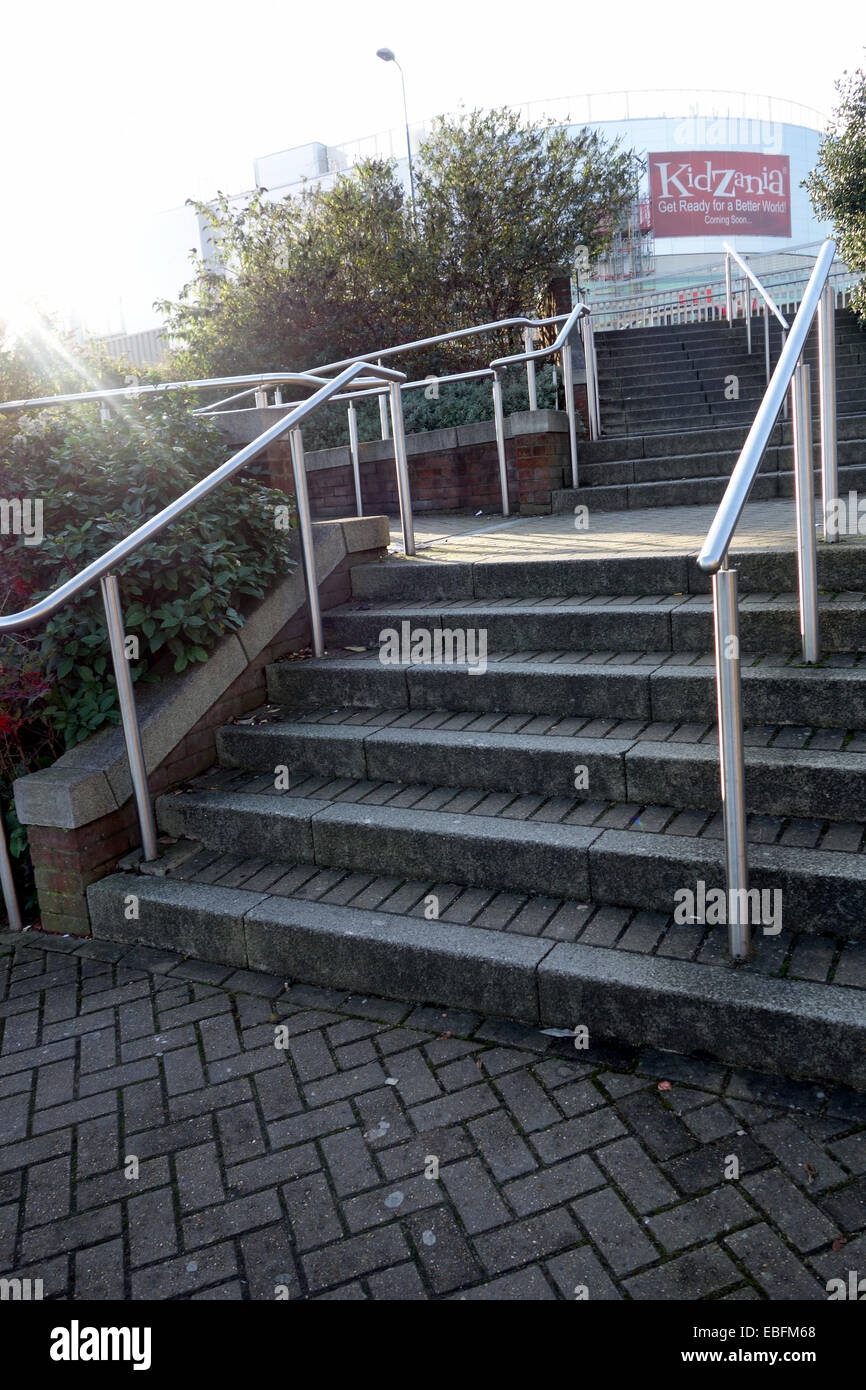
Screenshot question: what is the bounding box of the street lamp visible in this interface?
[376,47,417,227]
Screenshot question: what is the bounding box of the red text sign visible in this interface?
[648,152,792,237]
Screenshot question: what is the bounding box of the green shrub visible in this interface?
[0,397,296,924]
[295,363,560,452]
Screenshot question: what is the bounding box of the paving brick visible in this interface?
[473,1207,581,1276]
[366,1261,428,1300]
[545,1246,622,1300]
[410,1083,499,1133]
[19,1204,122,1262]
[743,1167,841,1252]
[183,1191,283,1249]
[573,1188,658,1275]
[406,1207,483,1292]
[175,1143,226,1212]
[78,1156,171,1211]
[531,1109,627,1164]
[302,1226,411,1292]
[453,1266,557,1300]
[216,1103,266,1167]
[624,1245,742,1300]
[753,1118,848,1194]
[503,1154,604,1217]
[596,1137,679,1214]
[664,1135,769,1195]
[74,1237,126,1300]
[240,1223,299,1300]
[648,1187,754,1252]
[724,1222,826,1299]
[128,1186,179,1265]
[130,1241,238,1299]
[615,1092,694,1160]
[320,1130,380,1196]
[468,1112,537,1181]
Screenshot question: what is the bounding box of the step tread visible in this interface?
[96,858,866,998]
[226,700,866,755]
[164,770,866,862]
[91,856,866,1011]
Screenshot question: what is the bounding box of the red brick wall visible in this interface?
[264,429,572,518]
[27,543,386,937]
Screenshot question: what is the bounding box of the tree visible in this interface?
[416,108,635,359]
[159,159,424,378]
[159,108,636,379]
[807,63,866,320]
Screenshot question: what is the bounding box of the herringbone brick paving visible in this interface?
[1,931,864,1300]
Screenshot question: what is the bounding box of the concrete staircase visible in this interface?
[551,307,866,518]
[553,413,866,515]
[594,308,866,436]
[89,547,866,1092]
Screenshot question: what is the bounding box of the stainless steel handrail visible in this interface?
[723,243,789,390]
[0,371,343,414]
[196,314,572,427]
[722,244,789,330]
[699,240,838,574]
[0,360,406,932]
[312,313,568,375]
[696,239,838,963]
[490,300,592,488]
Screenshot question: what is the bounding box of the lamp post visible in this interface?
[376,47,417,228]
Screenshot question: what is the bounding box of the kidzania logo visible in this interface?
[648,151,792,237]
[654,159,787,199]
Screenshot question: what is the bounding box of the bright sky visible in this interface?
[0,0,860,335]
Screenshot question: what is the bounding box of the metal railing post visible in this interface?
[763,302,771,386]
[712,562,750,960]
[378,360,390,441]
[254,389,268,409]
[491,372,510,516]
[289,428,325,659]
[781,328,789,419]
[791,363,821,663]
[347,402,364,518]
[388,382,416,556]
[560,339,579,488]
[744,279,752,354]
[523,328,538,411]
[818,280,839,543]
[583,315,601,441]
[100,573,159,862]
[1,808,24,931]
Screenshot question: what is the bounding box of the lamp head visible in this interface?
[376,47,396,62]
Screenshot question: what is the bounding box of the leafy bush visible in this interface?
[0,396,296,924]
[288,363,561,452]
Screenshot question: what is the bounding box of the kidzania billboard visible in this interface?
[648,151,792,237]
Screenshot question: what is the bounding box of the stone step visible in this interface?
[600,370,866,405]
[556,462,866,513]
[321,593,866,655]
[87,866,866,1088]
[583,411,866,464]
[581,436,866,486]
[348,546,866,603]
[265,649,866,732]
[216,706,866,822]
[148,776,866,940]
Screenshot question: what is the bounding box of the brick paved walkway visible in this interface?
[1,931,864,1301]
[391,498,849,561]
